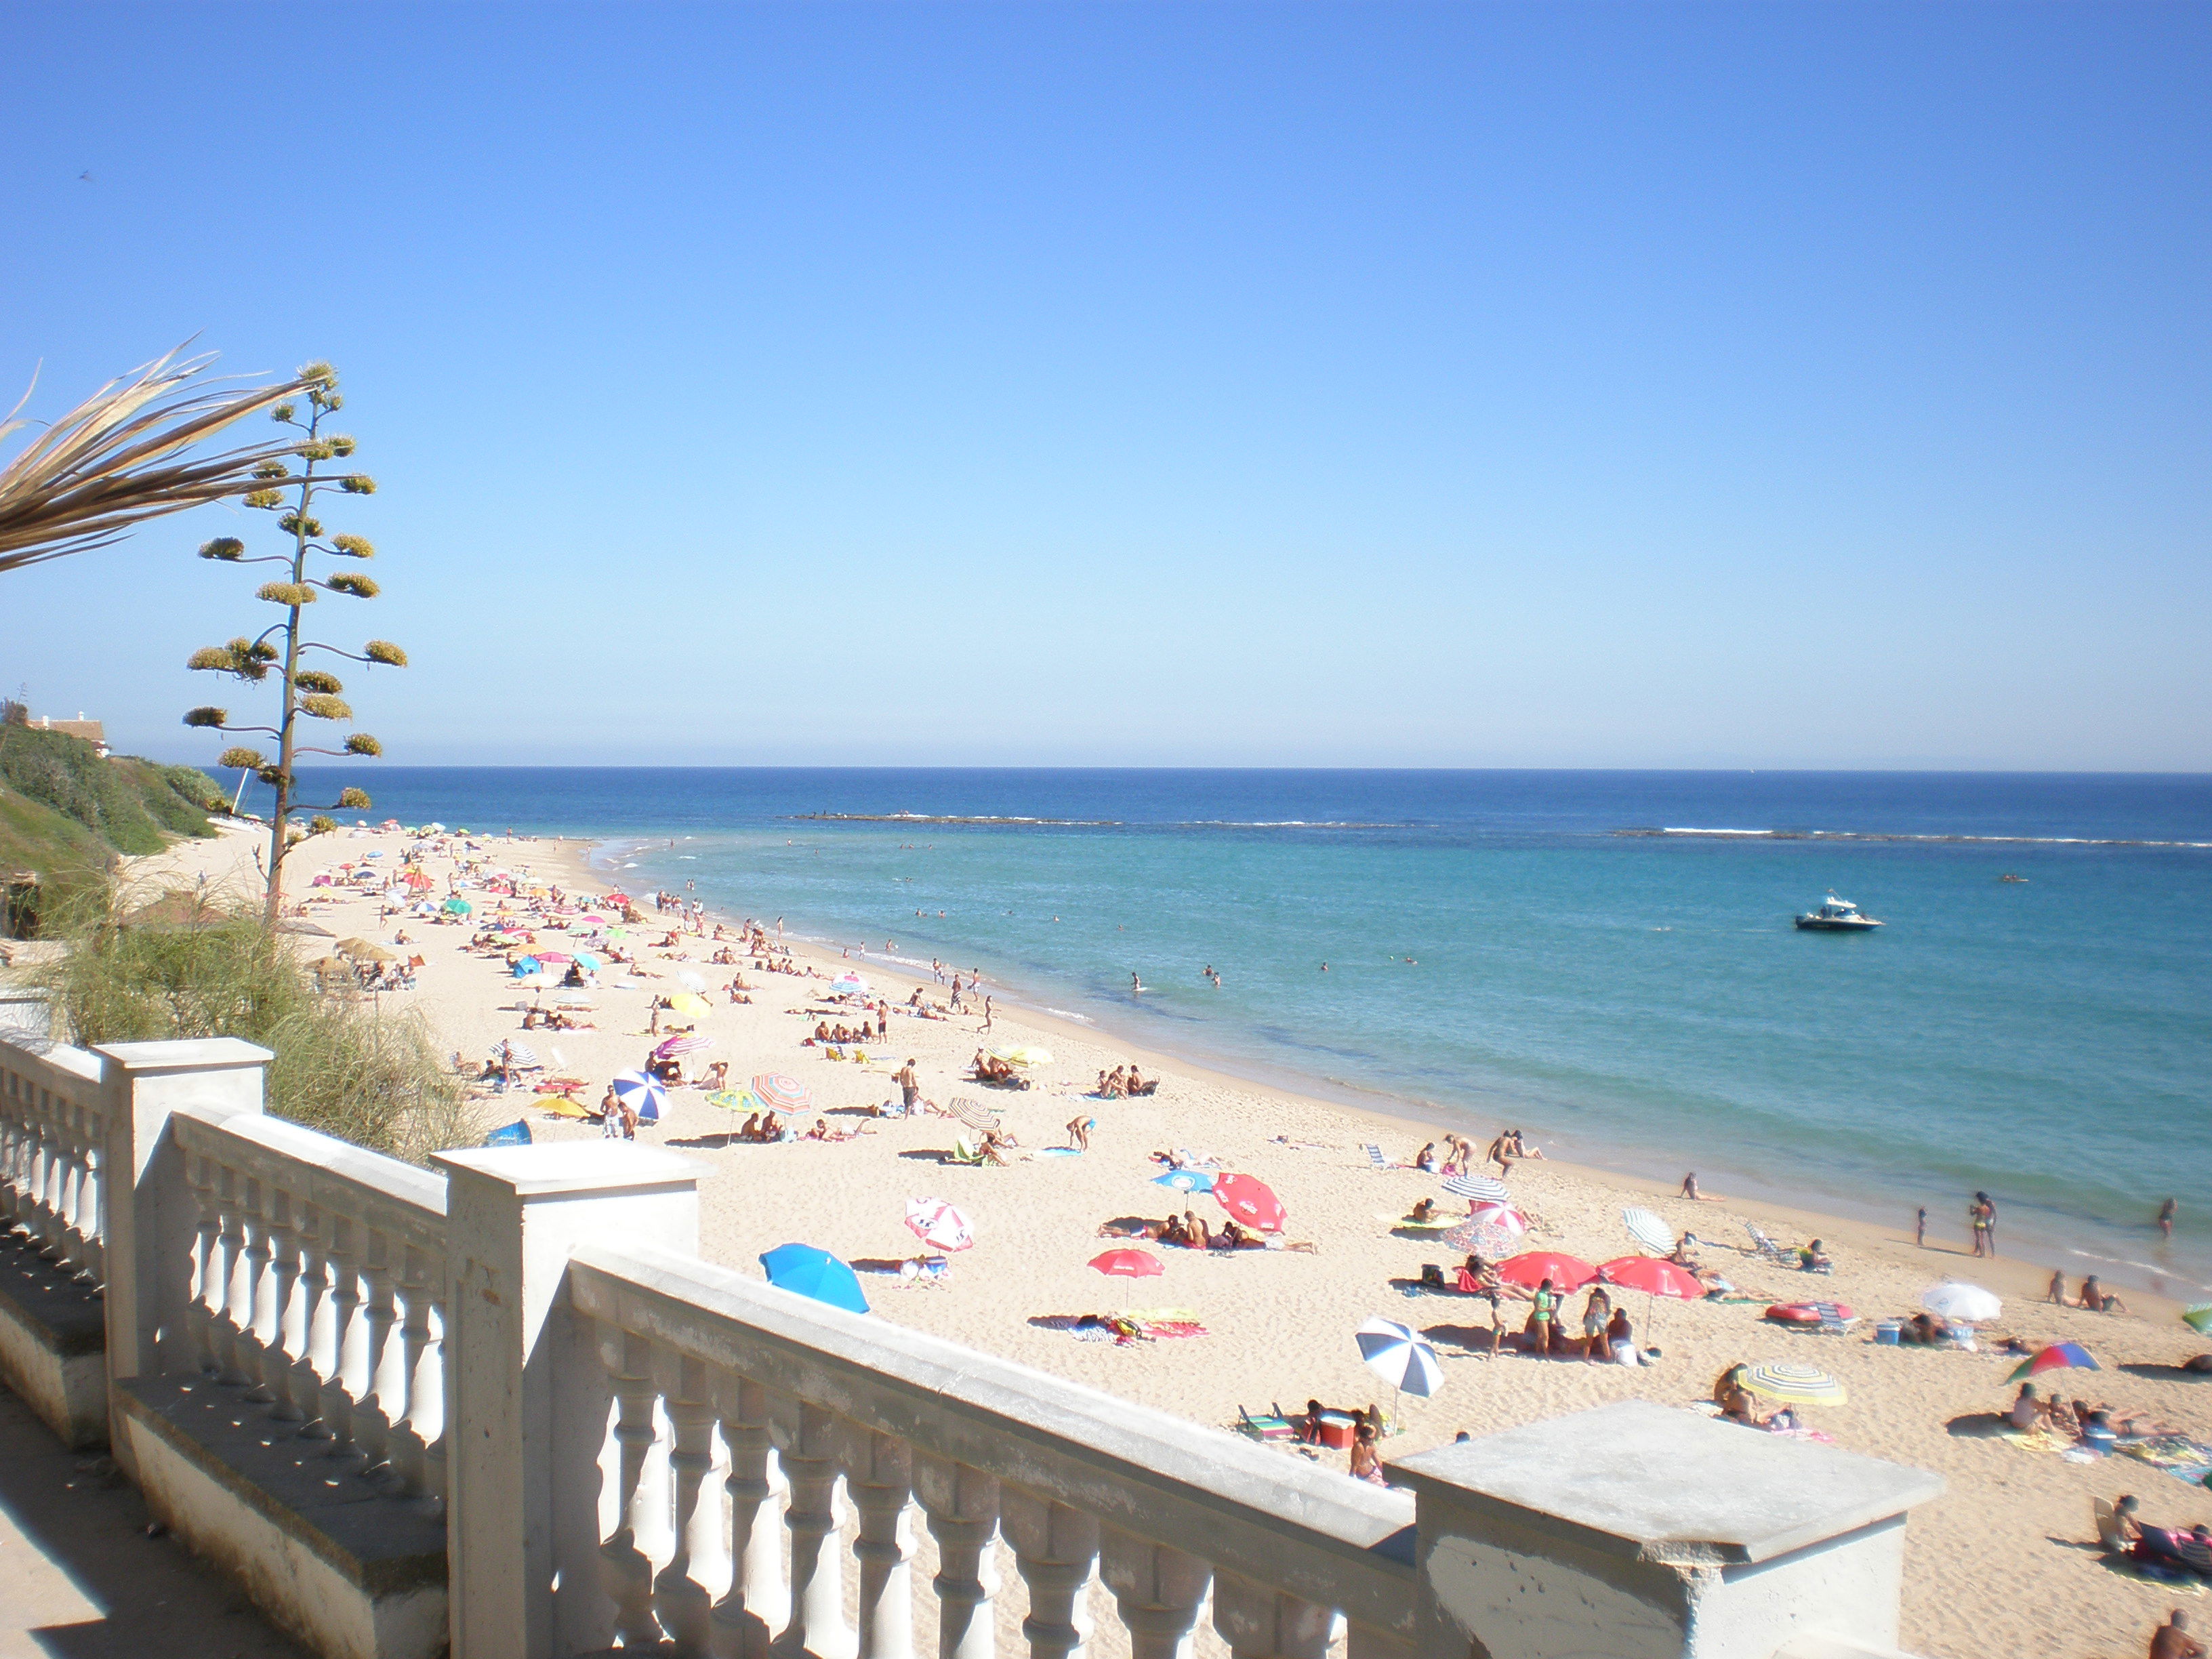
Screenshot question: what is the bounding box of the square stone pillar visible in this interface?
[95,1038,271,1399]
[1387,1401,1942,1659]
[434,1142,703,1659]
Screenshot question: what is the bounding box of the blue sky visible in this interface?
[2,4,2206,770]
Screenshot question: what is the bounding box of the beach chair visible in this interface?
[1364,1143,1389,1171]
[1237,1405,1296,1441]
[1744,1223,1797,1266]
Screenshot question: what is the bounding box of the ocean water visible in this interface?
[283,767,2212,1294]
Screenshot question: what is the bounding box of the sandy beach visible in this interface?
[108,820,2212,1659]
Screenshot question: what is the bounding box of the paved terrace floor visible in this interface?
[0,1382,308,1659]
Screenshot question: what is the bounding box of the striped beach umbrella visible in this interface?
[1355,1317,1445,1400]
[751,1073,810,1113]
[1442,1173,1511,1204]
[1470,1202,1529,1240]
[949,1097,1002,1131]
[831,972,869,998]
[654,1035,714,1059]
[1622,1206,1677,1254]
[493,1041,540,1069]
[610,1069,665,1125]
[2007,1342,2100,1385]
[1744,1361,1846,1406]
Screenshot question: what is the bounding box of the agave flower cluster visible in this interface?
[182,363,405,914]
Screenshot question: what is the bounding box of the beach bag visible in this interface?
[1420,1263,1446,1288]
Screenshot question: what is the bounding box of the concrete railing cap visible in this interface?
[1387,1400,1943,1565]
[435,1141,705,1197]
[94,1037,274,1072]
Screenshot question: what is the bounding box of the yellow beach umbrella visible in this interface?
[539,1094,594,1120]
[665,992,712,1017]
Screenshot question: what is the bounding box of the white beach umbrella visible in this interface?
[1622,1207,1677,1255]
[1355,1317,1444,1403]
[610,1069,665,1126]
[1442,1173,1511,1204]
[1920,1282,2002,1324]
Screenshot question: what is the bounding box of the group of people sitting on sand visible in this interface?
[970,1050,1029,1087]
[1099,1210,1272,1250]
[731,1111,790,1143]
[811,1017,882,1046]
[1095,1065,1157,1097]
[2006,1380,2144,1448]
[2100,1496,2212,1599]
[2048,1271,2132,1313]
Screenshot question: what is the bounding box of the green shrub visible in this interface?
[35,885,477,1162]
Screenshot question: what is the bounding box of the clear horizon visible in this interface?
[4,5,2207,772]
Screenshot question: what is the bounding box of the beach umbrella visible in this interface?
[511,957,543,978]
[610,1069,665,1126]
[533,950,573,965]
[760,1244,870,1314]
[1089,1248,1165,1279]
[831,972,869,998]
[1599,1256,1703,1299]
[2007,1342,2102,1385]
[538,1094,593,1120]
[949,1097,1002,1131]
[1153,1168,1215,1193]
[1920,1282,2003,1324]
[705,1086,760,1146]
[275,918,335,937]
[571,950,604,972]
[2183,1305,2212,1336]
[655,1035,714,1059]
[1004,1046,1054,1067]
[1744,1361,1847,1407]
[1212,1172,1286,1233]
[493,1041,541,1069]
[905,1197,975,1254]
[576,914,608,925]
[678,970,709,992]
[1622,1206,1677,1255]
[665,992,712,1017]
[441,897,472,916]
[1469,1202,1529,1241]
[1494,1251,1598,1292]
[337,937,394,960]
[1442,1173,1511,1204]
[751,1073,810,1113]
[1355,1317,1445,1401]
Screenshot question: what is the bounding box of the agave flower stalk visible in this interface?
[0,347,309,575]
[183,363,405,921]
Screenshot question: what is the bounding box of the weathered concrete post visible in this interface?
[95,1038,271,1455]
[1387,1400,1942,1659]
[435,1141,703,1659]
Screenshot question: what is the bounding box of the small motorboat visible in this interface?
[1794,893,1883,932]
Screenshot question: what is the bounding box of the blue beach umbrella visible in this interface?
[1153,1168,1216,1193]
[760,1244,870,1314]
[610,1069,665,1125]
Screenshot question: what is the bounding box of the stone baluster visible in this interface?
[844,1428,915,1659]
[213,1164,253,1385]
[263,1187,304,1420]
[237,1176,275,1401]
[320,1214,363,1458]
[54,1117,87,1276]
[656,1353,725,1656]
[188,1151,224,1374]
[75,1135,102,1284]
[1210,1572,1333,1659]
[914,1453,1000,1659]
[602,1326,668,1647]
[390,1244,438,1497]
[291,1206,331,1438]
[1002,1492,1100,1659]
[418,1278,447,1507]
[768,1395,855,1659]
[34,1113,63,1257]
[1100,1532,1211,1659]
[712,1372,787,1659]
[352,1226,398,1476]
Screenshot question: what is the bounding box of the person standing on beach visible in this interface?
[983,996,994,1032]
[1969,1192,1997,1257]
[2160,1198,2178,1239]
[1916,1207,1927,1248]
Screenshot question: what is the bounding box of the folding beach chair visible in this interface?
[1237,1405,1296,1441]
[1364,1143,1389,1171]
[1743,1223,1797,1267]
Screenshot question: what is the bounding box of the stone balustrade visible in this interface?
[0,1033,108,1288]
[0,1025,1945,1659]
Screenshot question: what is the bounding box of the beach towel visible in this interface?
[2121,1434,2212,1488]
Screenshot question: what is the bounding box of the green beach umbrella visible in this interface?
[2182,1305,2212,1336]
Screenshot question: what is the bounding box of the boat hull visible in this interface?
[1795,916,1883,931]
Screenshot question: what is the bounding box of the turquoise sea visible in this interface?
[286,768,2212,1296]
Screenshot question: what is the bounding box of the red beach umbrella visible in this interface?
[1599,1256,1704,1300]
[1088,1248,1165,1279]
[1211,1173,1286,1233]
[1494,1251,1598,1292]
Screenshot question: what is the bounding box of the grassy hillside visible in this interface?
[0,725,226,933]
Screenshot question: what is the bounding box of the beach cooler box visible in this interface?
[1314,1412,1357,1450]
[1875,1319,1902,1345]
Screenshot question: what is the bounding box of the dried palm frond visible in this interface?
[0,347,308,575]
